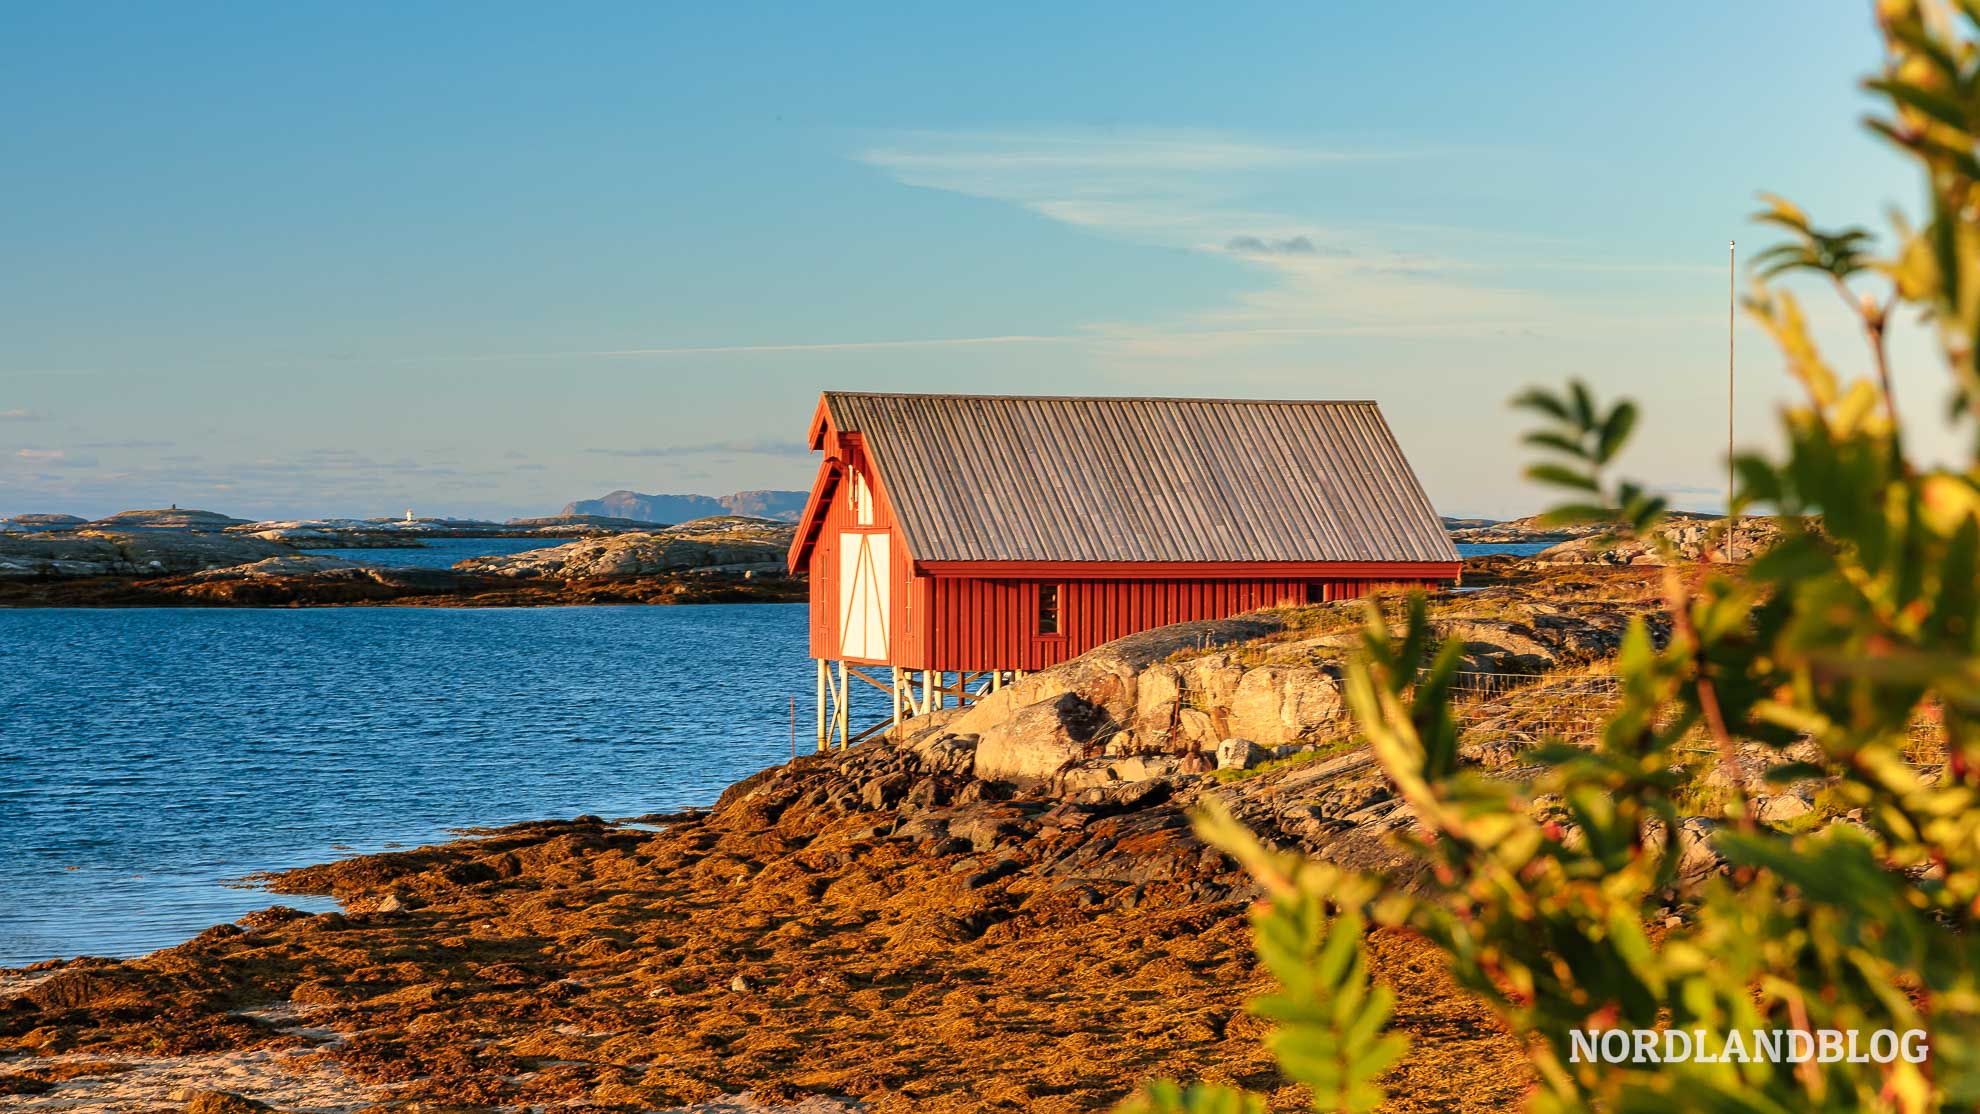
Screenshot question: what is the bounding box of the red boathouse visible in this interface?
[789,392,1460,748]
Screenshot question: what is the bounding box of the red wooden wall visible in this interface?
[906,574,1443,672]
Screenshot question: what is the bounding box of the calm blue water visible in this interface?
[0,605,895,968]
[1456,542,1552,557]
[2,545,1534,968]
[302,535,556,570]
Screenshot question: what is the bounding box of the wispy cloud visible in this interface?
[587,438,809,459]
[1225,235,1347,257]
[586,334,1075,358]
[0,408,46,421]
[322,333,1084,367]
[74,437,174,449]
[857,130,1404,177]
[859,131,1334,251]
[12,448,96,468]
[853,127,1702,362]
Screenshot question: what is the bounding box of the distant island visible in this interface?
[562,489,807,523]
[0,508,805,608]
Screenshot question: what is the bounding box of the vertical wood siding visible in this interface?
[912,576,1441,671]
[805,436,908,663]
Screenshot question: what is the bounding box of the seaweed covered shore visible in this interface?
[0,729,1531,1112]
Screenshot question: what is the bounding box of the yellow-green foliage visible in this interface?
[1206,739,1362,783]
[1121,6,1980,1111]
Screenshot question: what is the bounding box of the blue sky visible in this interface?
[0,3,1935,520]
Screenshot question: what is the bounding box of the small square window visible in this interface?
[1037,584,1062,635]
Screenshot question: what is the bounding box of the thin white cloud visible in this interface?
[327,333,1085,366]
[853,127,1706,360]
[857,130,1407,176]
[588,334,1077,358]
[857,130,1366,251]
[586,438,810,459]
[0,408,46,421]
[0,334,1092,379]
[10,448,96,469]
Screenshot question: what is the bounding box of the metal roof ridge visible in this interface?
[820,390,1380,406]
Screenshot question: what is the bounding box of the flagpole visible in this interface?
[1728,239,1736,561]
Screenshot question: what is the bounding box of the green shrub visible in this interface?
[1121,5,1980,1111]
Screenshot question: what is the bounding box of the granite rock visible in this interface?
[0,530,292,579]
[453,517,795,579]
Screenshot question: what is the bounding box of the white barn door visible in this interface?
[837,531,890,661]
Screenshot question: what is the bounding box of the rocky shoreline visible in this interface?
[0,503,1771,610]
[0,571,1711,1111]
[0,507,679,540]
[0,731,1530,1112]
[0,566,806,608]
[0,516,802,608]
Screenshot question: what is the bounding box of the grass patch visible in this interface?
[1208,737,1363,782]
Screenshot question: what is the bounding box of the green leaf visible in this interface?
[1866,77,1972,133]
[1511,387,1571,421]
[1569,380,1598,429]
[1595,400,1638,464]
[1522,429,1589,458]
[1524,462,1601,493]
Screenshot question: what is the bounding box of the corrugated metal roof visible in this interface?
[822,392,1459,564]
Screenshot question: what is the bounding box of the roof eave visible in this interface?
[914,559,1464,580]
[786,458,842,573]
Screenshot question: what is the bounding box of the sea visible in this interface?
[0,539,1543,967]
[300,535,556,569]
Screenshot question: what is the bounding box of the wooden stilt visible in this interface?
[891,666,903,734]
[922,669,935,715]
[836,660,849,750]
[815,659,827,753]
[991,670,1002,693]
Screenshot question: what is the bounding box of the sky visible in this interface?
[0,2,1948,521]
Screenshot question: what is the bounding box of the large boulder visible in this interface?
[950,615,1289,746]
[947,659,1131,741]
[1176,707,1217,750]
[1226,666,1343,746]
[1177,654,1248,709]
[1216,737,1269,771]
[1132,663,1184,742]
[973,692,1112,784]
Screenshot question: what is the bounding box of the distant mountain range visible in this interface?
[560,489,808,524]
